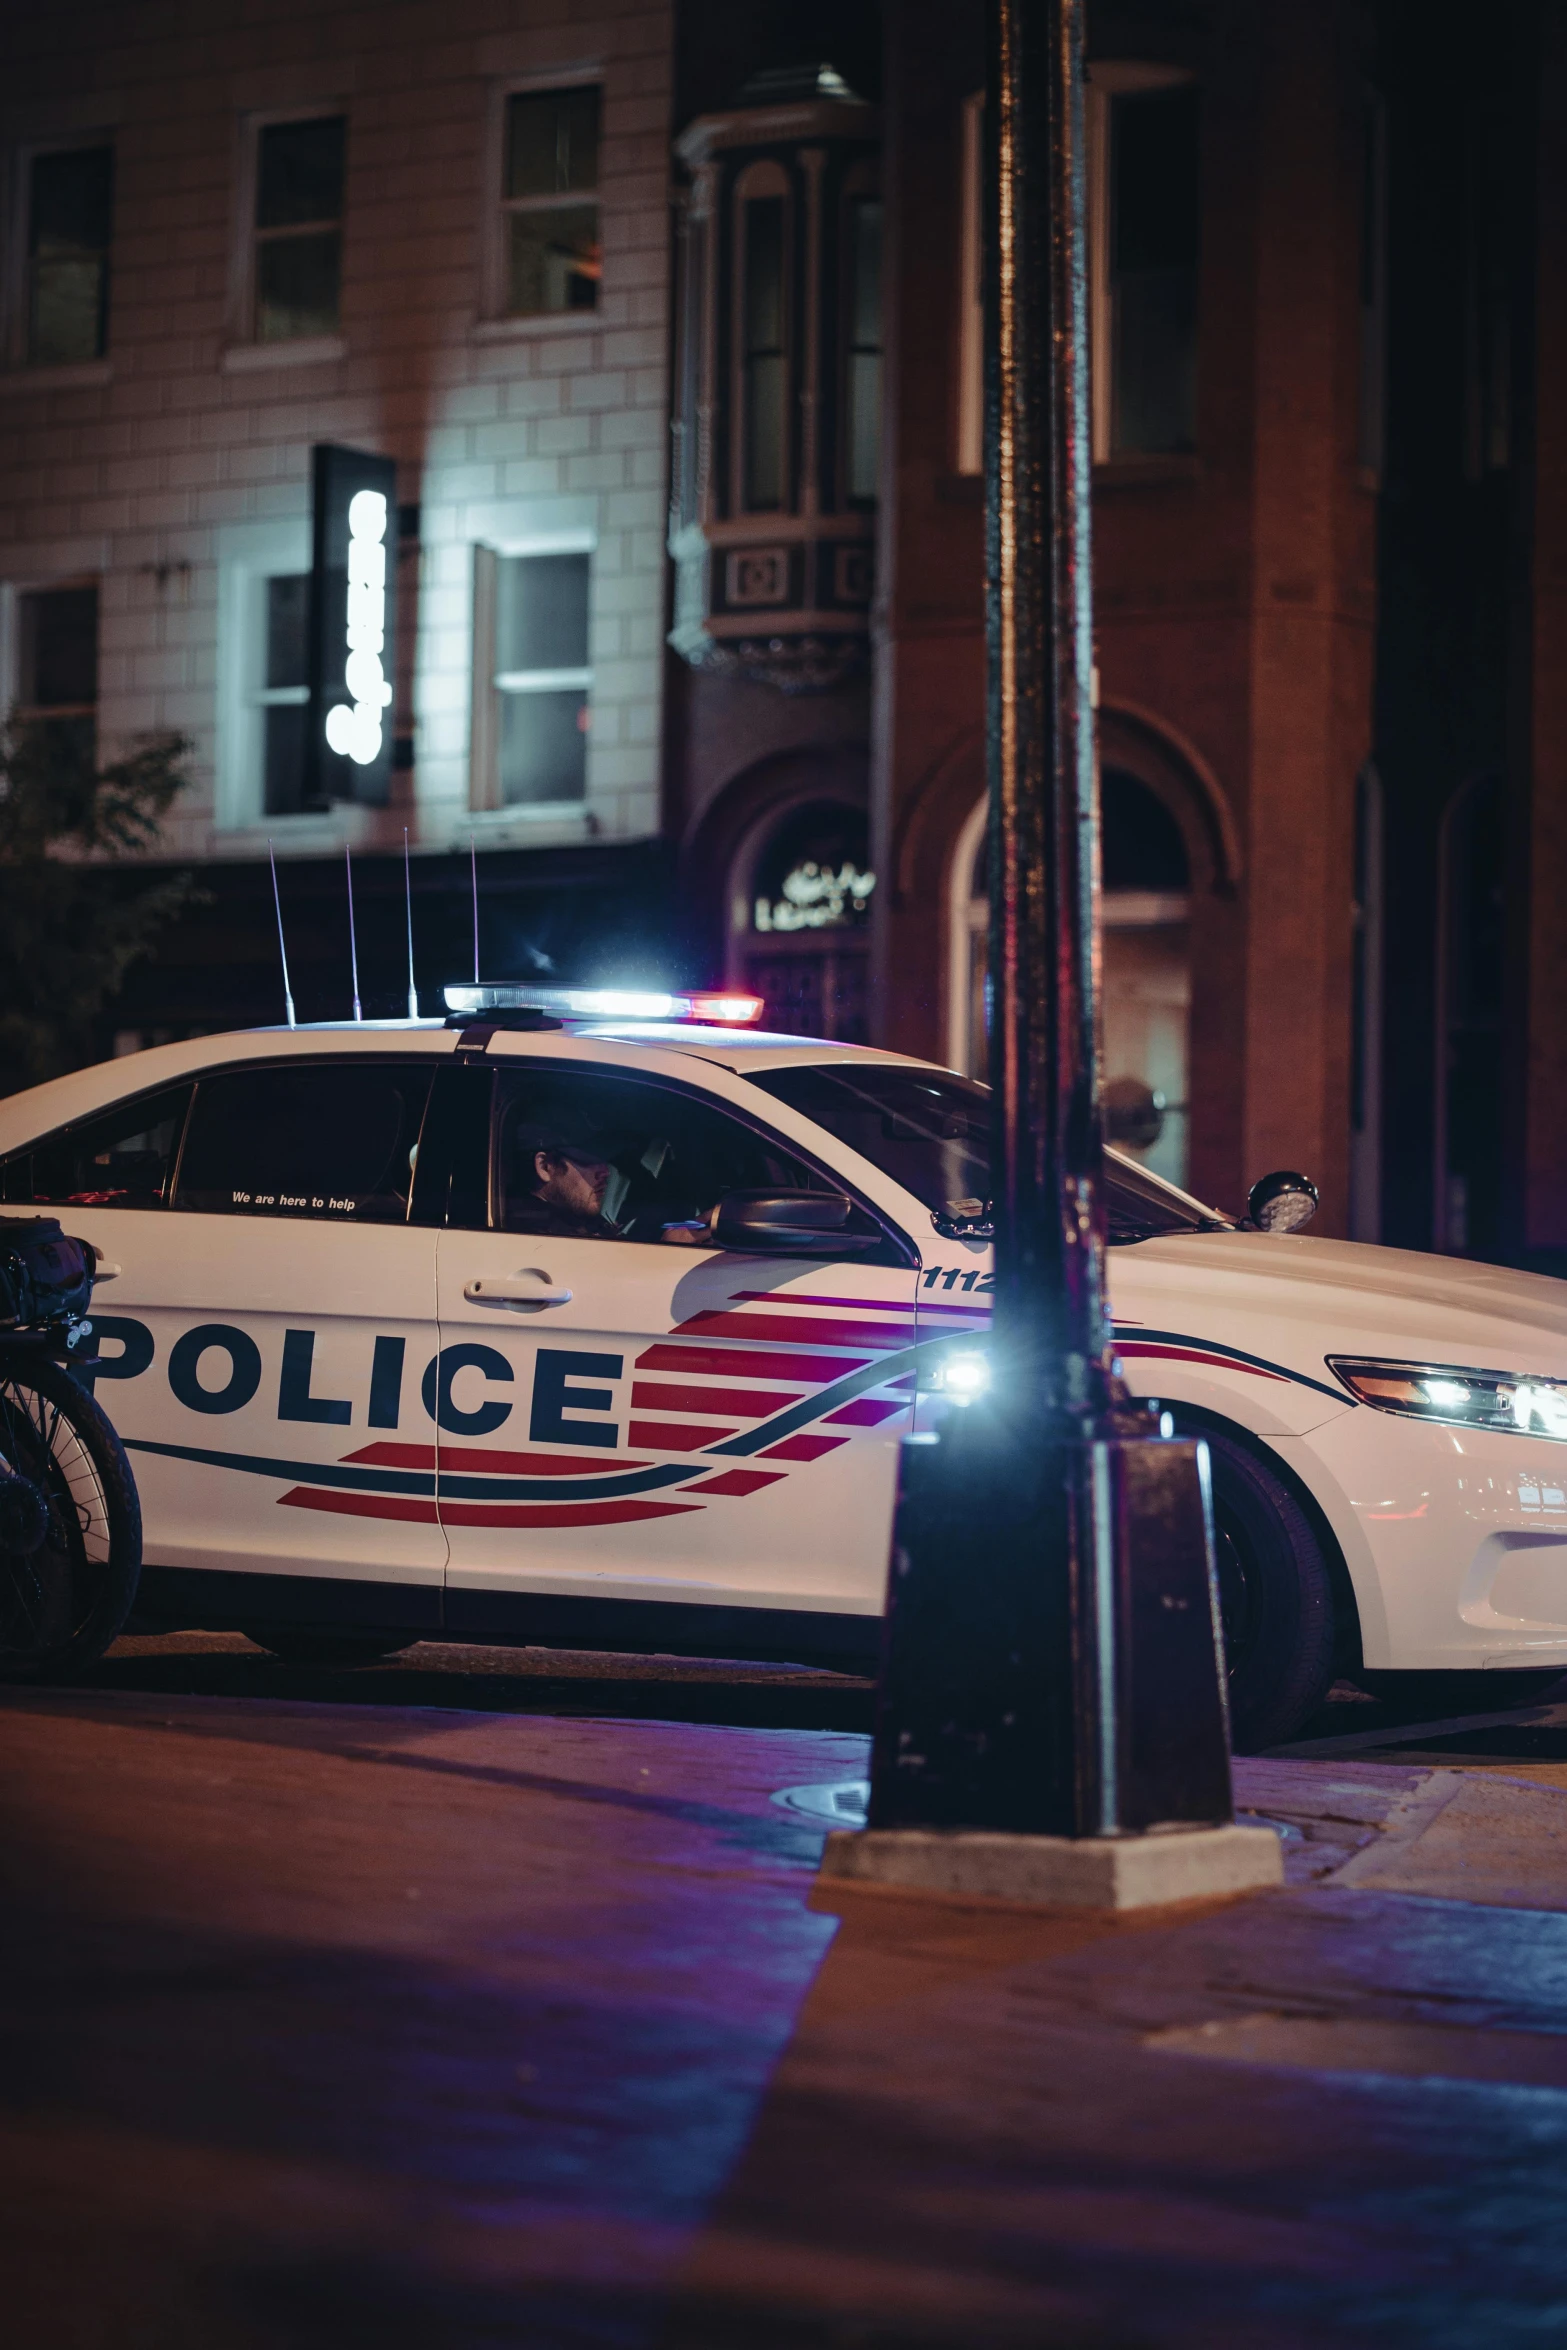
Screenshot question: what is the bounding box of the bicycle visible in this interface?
[0,1216,142,1682]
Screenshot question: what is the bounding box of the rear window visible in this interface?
[0,1084,192,1210]
[174,1061,435,1222]
[746,1062,1227,1242]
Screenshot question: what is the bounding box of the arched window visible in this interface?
[949,768,1194,1185]
[733,161,792,514]
[738,799,874,1041]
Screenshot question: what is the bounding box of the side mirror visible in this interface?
[710,1189,879,1254]
[1246,1169,1319,1234]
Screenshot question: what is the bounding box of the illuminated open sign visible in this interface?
[305,443,398,808]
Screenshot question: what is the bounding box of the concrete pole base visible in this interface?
[818,1821,1284,1911]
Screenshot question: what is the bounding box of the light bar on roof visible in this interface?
[443,983,765,1025]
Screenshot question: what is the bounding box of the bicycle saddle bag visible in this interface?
[0,1216,96,1329]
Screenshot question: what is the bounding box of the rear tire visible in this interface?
[0,1356,142,1682]
[241,1627,417,1666]
[1175,1421,1337,1752]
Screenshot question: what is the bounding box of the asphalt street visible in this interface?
[5,1636,1567,2348]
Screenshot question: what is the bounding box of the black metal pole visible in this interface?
[865,0,1234,1844]
[985,0,1108,1430]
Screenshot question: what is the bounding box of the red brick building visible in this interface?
[2,0,1563,1265]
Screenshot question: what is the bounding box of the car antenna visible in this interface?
[403,827,419,1020]
[470,834,480,984]
[268,839,297,1030]
[344,842,363,1021]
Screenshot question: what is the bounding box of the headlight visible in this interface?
[1329,1357,1567,1440]
[925,1347,991,1403]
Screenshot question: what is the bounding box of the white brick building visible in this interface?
[0,0,671,868]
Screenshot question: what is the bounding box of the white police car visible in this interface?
[3,986,1566,1747]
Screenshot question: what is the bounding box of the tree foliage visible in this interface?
[0,716,197,1091]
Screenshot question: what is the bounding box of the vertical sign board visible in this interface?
[305,444,398,809]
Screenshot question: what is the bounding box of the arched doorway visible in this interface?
[732,798,875,1040]
[948,767,1194,1187]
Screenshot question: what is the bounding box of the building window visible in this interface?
[1359,92,1388,477]
[24,146,113,366]
[957,95,984,476]
[845,195,883,504]
[736,167,791,513]
[254,573,310,815]
[253,116,346,343]
[957,70,1200,470]
[17,582,98,764]
[472,548,592,808]
[500,85,601,318]
[1092,75,1200,457]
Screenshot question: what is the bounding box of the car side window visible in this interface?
[174,1061,436,1223]
[492,1065,860,1244]
[0,1083,193,1210]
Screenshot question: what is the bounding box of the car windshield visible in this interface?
[745,1062,1231,1242]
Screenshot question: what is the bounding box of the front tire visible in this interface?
[0,1356,142,1682]
[1177,1422,1337,1751]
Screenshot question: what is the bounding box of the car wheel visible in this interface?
[1179,1423,1338,1752]
[241,1627,417,1666]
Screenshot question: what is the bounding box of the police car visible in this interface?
[3,985,1566,1748]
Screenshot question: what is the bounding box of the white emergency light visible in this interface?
[443,983,765,1026]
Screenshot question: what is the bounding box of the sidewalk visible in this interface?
[2,1676,1565,2348]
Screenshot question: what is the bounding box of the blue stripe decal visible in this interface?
[441,1463,698,1501]
[704,1343,931,1457]
[126,1438,703,1503]
[1113,1326,1350,1405]
[125,1440,436,1495]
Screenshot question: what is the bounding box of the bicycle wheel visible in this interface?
[0,1353,142,1682]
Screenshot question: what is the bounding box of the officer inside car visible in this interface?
[506,1108,709,1244]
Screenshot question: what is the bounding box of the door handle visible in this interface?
[463,1274,574,1311]
[90,1262,122,1281]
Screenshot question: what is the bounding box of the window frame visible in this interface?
[730,158,794,517]
[169,1056,446,1226]
[229,104,350,359]
[3,133,115,377]
[8,573,100,757]
[0,1079,195,1212]
[1088,64,1200,463]
[840,163,884,510]
[954,66,1199,473]
[215,517,313,831]
[482,1058,918,1266]
[478,69,605,333]
[468,532,595,813]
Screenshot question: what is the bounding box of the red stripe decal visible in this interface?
[825,1396,908,1427]
[732,1291,917,1315]
[627,1418,739,1451]
[630,1380,803,1418]
[761,1432,849,1462]
[672,1310,909,1351]
[279,1487,439,1524]
[440,1498,700,1528]
[684,1468,787,1497]
[636,1342,871,1381]
[1117,1342,1289,1383]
